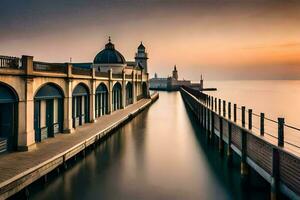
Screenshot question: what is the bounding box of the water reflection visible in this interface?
[29,92,269,200]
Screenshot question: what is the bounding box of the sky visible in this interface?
[1,0,300,80]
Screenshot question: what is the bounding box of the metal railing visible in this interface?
[205,94,300,150]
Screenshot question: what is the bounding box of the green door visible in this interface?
[34,100,41,142]
[46,99,54,137]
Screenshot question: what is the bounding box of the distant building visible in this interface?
[150,65,202,91]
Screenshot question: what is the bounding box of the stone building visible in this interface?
[149,65,192,91]
[0,38,149,153]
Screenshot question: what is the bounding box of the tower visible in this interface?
[172,65,178,80]
[135,42,148,73]
[200,74,204,90]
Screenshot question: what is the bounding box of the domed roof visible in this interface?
[94,37,126,64]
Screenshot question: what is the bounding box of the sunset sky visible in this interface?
[1,0,300,80]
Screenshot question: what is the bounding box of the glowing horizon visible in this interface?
[1,0,300,80]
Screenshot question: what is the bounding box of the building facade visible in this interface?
[0,39,149,153]
[150,65,192,91]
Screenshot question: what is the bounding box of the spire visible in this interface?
[174,65,177,71]
[105,36,115,49]
[138,41,145,50]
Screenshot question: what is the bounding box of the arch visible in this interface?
[34,82,65,99]
[72,83,90,128]
[95,83,108,117]
[34,83,64,142]
[126,82,133,106]
[0,81,19,103]
[112,82,122,111]
[73,83,89,96]
[0,82,18,152]
[142,82,148,98]
[35,83,64,99]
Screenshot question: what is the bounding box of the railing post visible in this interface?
[223,100,226,117]
[278,118,284,147]
[271,148,280,200]
[207,96,210,107]
[204,106,207,129]
[227,102,232,157]
[234,104,237,122]
[207,102,210,133]
[219,115,223,152]
[215,98,217,112]
[241,129,248,176]
[218,99,221,115]
[200,102,202,126]
[241,106,246,127]
[248,109,252,130]
[228,102,231,120]
[211,97,214,110]
[260,113,264,136]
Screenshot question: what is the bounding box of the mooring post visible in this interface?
[260,113,265,136]
[234,104,237,122]
[241,106,246,127]
[25,187,30,199]
[223,100,226,117]
[271,148,280,200]
[278,118,285,147]
[248,109,252,130]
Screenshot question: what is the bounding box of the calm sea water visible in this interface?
[204,80,300,127]
[204,80,300,148]
[27,92,270,200]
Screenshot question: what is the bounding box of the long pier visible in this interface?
[180,86,300,200]
[0,92,158,199]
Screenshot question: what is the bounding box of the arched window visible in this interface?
[0,83,18,152]
[95,83,108,117]
[34,83,64,142]
[72,83,90,128]
[112,82,122,111]
[126,82,133,106]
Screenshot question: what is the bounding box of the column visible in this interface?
[108,69,112,114]
[122,70,126,108]
[18,56,36,151]
[90,78,96,123]
[132,70,137,103]
[63,78,74,133]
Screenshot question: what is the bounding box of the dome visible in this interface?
[94,38,126,64]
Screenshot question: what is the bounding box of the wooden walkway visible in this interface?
[0,93,159,199]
